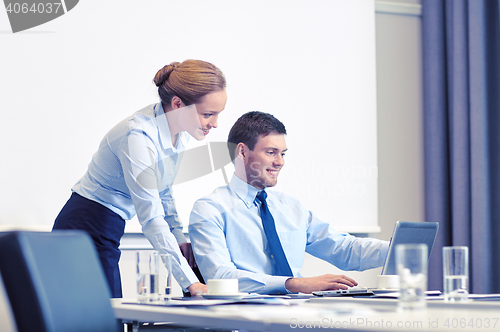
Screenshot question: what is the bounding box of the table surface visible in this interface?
[112,296,500,332]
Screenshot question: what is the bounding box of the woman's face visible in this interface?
[179,89,227,140]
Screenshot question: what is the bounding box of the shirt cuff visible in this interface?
[265,276,291,295]
[380,241,390,265]
[172,266,200,291]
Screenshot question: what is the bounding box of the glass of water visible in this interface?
[136,251,159,302]
[158,253,172,302]
[396,244,428,311]
[442,246,469,302]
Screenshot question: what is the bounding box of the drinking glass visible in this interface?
[136,251,159,302]
[442,246,469,302]
[158,253,172,302]
[396,244,427,311]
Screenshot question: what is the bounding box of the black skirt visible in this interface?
[53,192,126,298]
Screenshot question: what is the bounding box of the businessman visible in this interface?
[189,111,389,294]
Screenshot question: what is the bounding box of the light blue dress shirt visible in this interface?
[189,175,389,294]
[73,102,198,290]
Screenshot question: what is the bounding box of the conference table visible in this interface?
[112,294,500,332]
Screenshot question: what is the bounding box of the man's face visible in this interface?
[244,133,287,189]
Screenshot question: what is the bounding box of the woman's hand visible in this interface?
[179,242,197,269]
[187,282,207,297]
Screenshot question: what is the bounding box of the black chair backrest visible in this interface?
[0,231,118,332]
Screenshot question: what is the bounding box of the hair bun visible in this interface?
[153,62,180,87]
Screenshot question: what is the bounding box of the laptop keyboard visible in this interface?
[312,287,374,297]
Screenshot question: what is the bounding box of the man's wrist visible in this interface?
[284,277,298,293]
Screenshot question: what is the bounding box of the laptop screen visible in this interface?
[381,221,439,275]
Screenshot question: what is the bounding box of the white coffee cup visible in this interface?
[206,279,239,295]
[377,275,400,289]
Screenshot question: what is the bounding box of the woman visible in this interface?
[53,59,227,297]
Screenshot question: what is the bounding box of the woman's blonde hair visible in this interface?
[153,59,226,106]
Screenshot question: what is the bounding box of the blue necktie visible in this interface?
[256,190,293,277]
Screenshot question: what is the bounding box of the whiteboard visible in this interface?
[0,0,379,234]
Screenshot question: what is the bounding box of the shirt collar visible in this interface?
[229,174,261,209]
[154,102,189,151]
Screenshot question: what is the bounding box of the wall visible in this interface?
[0,0,384,303]
[118,0,426,298]
[0,0,426,320]
[375,0,424,243]
[0,0,380,235]
[298,0,424,288]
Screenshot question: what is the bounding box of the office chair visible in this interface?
[0,272,16,332]
[0,231,119,332]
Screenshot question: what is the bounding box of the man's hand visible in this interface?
[179,242,197,269]
[284,274,358,294]
[187,282,207,297]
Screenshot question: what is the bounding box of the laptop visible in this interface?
[312,221,439,297]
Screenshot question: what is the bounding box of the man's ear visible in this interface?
[236,142,247,159]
